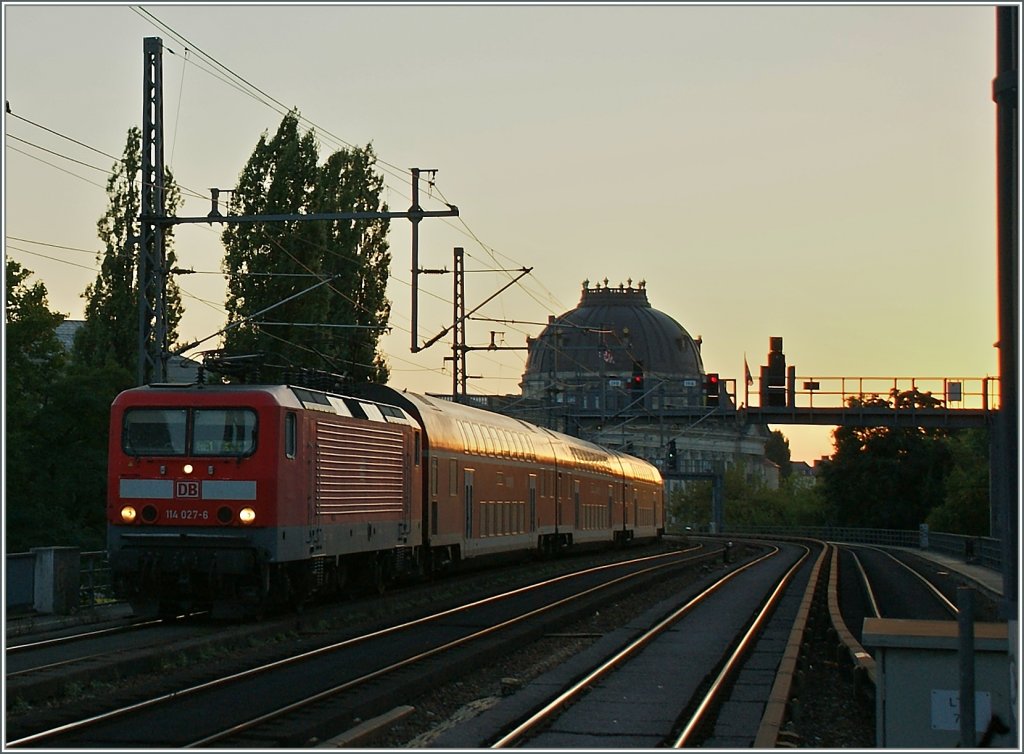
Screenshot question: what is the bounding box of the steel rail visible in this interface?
[850,550,882,618]
[6,617,166,653]
[7,545,707,749]
[8,650,136,680]
[490,546,782,748]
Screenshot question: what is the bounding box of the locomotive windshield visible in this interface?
[123,408,257,457]
[193,409,257,455]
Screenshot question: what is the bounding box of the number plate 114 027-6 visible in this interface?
[165,508,209,521]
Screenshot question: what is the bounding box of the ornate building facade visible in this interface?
[468,280,776,492]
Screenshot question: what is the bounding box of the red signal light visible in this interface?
[705,373,720,407]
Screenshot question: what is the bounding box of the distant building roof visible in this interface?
[52,319,201,382]
[523,280,704,382]
[55,319,84,353]
[791,460,815,476]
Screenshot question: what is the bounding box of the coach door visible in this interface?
[607,485,614,531]
[573,480,581,529]
[528,475,537,532]
[464,469,475,538]
[555,472,562,528]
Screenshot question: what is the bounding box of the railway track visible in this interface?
[491,543,814,748]
[7,543,723,748]
[845,545,958,622]
[823,541,1002,721]
[5,611,213,674]
[376,538,999,748]
[408,541,822,749]
[9,538,996,749]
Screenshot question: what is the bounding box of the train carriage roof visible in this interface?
[358,385,661,483]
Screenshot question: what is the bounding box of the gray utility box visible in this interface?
[862,618,1012,748]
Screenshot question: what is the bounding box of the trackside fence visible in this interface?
[715,525,1003,572]
[5,549,112,615]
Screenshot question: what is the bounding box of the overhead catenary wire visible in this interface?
[6,144,109,191]
[6,114,213,204]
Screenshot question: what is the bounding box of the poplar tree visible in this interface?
[74,127,183,374]
[315,144,391,384]
[820,390,952,529]
[221,110,326,372]
[221,110,391,384]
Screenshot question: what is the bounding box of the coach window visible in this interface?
[285,412,297,458]
[449,459,458,496]
[471,424,486,455]
[414,431,421,466]
[431,457,439,497]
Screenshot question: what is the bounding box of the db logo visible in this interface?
[175,480,201,498]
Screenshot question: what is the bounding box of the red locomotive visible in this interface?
[107,382,664,618]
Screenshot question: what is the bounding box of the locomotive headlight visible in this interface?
[183,464,194,475]
[120,506,137,523]
[239,507,256,525]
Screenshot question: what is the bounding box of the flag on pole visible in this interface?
[744,355,753,387]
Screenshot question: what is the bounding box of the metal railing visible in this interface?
[743,375,999,412]
[80,550,114,608]
[4,549,114,612]
[707,525,1003,573]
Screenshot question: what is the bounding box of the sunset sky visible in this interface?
[3,3,1002,462]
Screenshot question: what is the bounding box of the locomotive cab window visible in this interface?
[285,412,297,459]
[123,409,187,456]
[123,407,257,457]
[193,409,257,456]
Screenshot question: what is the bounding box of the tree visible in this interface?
[221,111,325,374]
[764,430,792,478]
[74,127,183,374]
[926,428,990,536]
[5,261,68,550]
[666,460,827,533]
[6,259,66,393]
[221,110,391,384]
[820,389,952,529]
[315,144,391,384]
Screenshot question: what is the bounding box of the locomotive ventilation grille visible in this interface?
[315,420,405,517]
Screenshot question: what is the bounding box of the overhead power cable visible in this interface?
[6,144,109,190]
[6,107,121,162]
[6,243,100,272]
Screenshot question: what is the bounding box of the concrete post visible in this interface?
[31,546,80,615]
